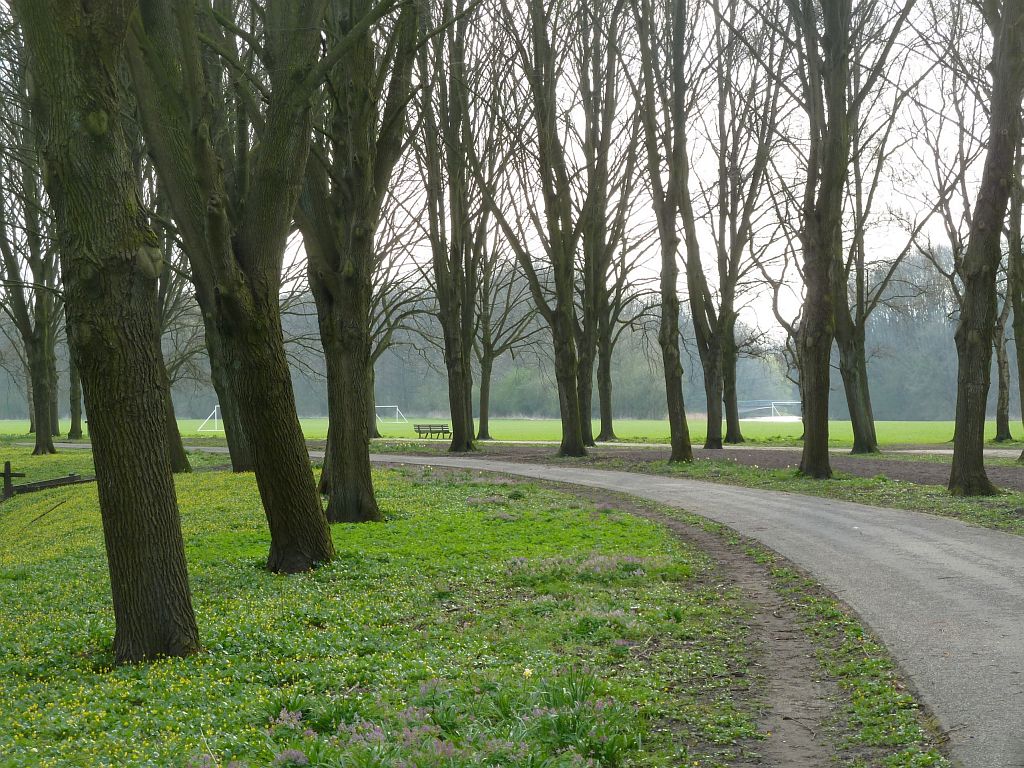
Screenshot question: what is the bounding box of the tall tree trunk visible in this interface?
[16,0,200,662]
[48,349,60,436]
[994,314,1013,442]
[836,331,879,454]
[312,266,380,524]
[661,310,693,463]
[950,6,1024,495]
[367,365,381,440]
[798,233,835,479]
[553,311,587,457]
[576,347,596,446]
[27,338,55,455]
[700,345,724,450]
[441,315,475,453]
[722,325,744,444]
[26,365,34,434]
[1010,155,1024,463]
[596,325,616,442]
[477,352,493,440]
[68,354,83,440]
[659,238,693,463]
[218,288,336,566]
[163,387,191,474]
[200,310,254,472]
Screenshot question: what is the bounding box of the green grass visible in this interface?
[0,441,227,485]
[0,468,761,767]
[172,417,1016,448]
[1,417,1019,448]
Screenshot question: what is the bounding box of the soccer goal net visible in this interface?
[736,400,802,422]
[197,405,224,432]
[374,405,409,424]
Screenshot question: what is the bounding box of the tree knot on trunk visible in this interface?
[83,109,109,137]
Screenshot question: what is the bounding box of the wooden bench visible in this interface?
[414,423,450,439]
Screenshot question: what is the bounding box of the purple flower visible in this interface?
[272,749,309,767]
[269,708,303,730]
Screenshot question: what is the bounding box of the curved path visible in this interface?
[371,453,1024,768]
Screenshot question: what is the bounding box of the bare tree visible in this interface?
[1010,148,1024,461]
[367,184,432,438]
[948,0,1024,494]
[778,0,915,478]
[14,0,200,662]
[128,0,336,569]
[632,0,694,462]
[475,246,544,439]
[570,0,639,446]
[417,0,480,453]
[676,0,790,448]
[0,32,62,454]
[298,0,418,523]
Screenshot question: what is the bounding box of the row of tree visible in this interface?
[5,0,1024,663]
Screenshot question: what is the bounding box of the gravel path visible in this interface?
[371,453,1024,768]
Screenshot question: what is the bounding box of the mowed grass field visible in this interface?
[0,417,1015,446]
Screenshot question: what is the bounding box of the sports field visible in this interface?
[5,417,1010,447]
[179,417,1010,445]
[5,417,1017,447]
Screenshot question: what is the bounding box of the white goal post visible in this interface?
[197,405,224,432]
[736,400,802,421]
[374,405,409,424]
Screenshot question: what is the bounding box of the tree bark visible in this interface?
[700,351,725,450]
[950,4,1024,495]
[68,353,83,440]
[553,309,588,457]
[16,0,200,662]
[722,326,744,443]
[441,314,476,453]
[163,387,191,474]
[477,352,494,440]
[129,0,334,567]
[596,322,616,441]
[27,337,55,455]
[26,365,34,434]
[311,265,380,524]
[798,231,835,479]
[200,310,254,472]
[367,365,381,440]
[836,331,879,453]
[994,311,1013,442]
[48,352,60,436]
[576,340,596,447]
[1010,151,1024,463]
[218,288,337,565]
[660,293,693,464]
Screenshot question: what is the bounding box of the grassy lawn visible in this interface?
[0,468,762,767]
[170,417,1011,447]
[0,441,227,485]
[3,417,1017,448]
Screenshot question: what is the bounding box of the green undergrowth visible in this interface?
[555,455,1024,536]
[0,468,758,767]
